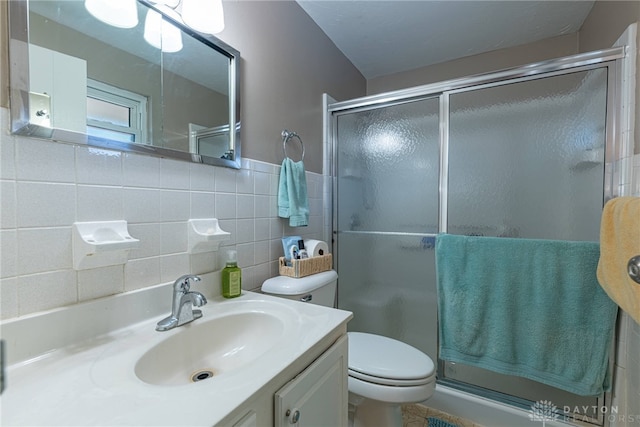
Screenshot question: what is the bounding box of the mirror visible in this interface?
[8,0,241,168]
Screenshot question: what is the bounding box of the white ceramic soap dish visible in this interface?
[188,219,230,254]
[72,221,140,270]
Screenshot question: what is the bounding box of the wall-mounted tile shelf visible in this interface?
[188,219,230,254]
[72,221,140,270]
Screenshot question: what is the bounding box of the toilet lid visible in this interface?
[348,332,435,382]
[261,270,337,295]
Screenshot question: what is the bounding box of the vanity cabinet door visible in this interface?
[275,335,348,427]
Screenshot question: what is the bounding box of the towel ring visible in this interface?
[282,129,305,161]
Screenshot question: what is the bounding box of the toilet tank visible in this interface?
[261,270,338,307]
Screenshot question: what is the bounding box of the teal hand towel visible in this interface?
[435,234,618,396]
[278,158,309,227]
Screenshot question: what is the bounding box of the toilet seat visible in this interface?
[348,375,435,404]
[347,332,435,386]
[348,368,435,387]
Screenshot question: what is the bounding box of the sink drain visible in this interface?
[191,370,215,382]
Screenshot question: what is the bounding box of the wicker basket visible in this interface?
[278,254,333,278]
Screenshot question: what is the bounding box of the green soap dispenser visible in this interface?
[222,250,242,298]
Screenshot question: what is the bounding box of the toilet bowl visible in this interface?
[347,332,435,427]
[261,270,436,427]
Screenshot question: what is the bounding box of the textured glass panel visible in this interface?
[335,97,440,357]
[444,68,608,414]
[337,232,437,357]
[334,67,609,417]
[336,98,440,234]
[448,69,607,241]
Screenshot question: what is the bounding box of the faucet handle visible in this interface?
[173,274,201,292]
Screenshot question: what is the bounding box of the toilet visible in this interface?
[262,270,436,427]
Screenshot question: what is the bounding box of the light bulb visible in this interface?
[144,9,183,53]
[84,0,138,29]
[181,0,225,35]
[161,19,184,53]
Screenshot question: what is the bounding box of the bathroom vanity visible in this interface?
[223,334,348,427]
[0,274,352,426]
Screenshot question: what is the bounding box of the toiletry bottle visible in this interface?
[297,240,309,259]
[222,250,242,298]
[290,245,299,262]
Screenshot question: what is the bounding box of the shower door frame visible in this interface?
[328,47,628,426]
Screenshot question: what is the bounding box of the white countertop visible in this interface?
[0,287,352,426]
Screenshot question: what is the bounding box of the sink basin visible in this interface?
[135,311,285,386]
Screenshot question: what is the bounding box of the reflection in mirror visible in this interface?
[28,1,161,142]
[162,28,231,155]
[8,0,241,168]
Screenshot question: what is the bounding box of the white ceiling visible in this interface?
[296,1,595,79]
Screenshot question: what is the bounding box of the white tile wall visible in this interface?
[610,22,640,425]
[622,153,640,421]
[611,159,640,422]
[0,107,327,319]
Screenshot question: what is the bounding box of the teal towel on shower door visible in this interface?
[278,158,309,227]
[435,234,618,396]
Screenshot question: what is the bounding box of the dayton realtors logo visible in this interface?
[563,404,639,424]
[529,400,559,426]
[529,400,639,425]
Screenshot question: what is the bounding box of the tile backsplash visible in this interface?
[0,107,328,319]
[623,153,640,421]
[611,152,640,425]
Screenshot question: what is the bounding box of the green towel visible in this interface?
[278,158,309,227]
[435,234,618,396]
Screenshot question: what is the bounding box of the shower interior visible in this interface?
[329,48,625,426]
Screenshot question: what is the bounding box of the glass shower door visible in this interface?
[444,68,609,419]
[330,51,620,426]
[335,97,440,357]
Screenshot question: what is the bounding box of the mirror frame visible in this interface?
[8,0,242,168]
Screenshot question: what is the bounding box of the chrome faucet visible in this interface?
[156,274,207,331]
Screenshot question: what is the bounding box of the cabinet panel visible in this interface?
[275,335,348,427]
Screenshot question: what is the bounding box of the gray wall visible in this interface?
[367,33,579,95]
[579,0,640,51]
[215,1,366,173]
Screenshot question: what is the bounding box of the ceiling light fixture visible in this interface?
[181,0,225,35]
[149,0,225,35]
[85,0,225,53]
[143,9,184,53]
